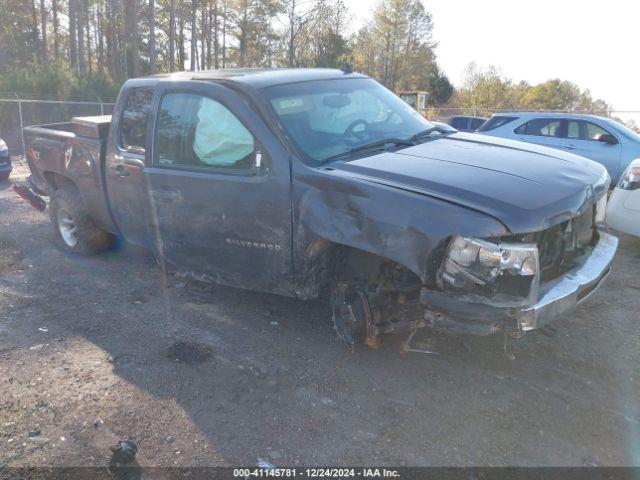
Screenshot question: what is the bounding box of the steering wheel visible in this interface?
[344,119,369,137]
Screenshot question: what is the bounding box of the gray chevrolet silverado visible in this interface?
[23,68,617,347]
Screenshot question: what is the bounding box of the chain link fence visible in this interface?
[0,94,116,155]
[0,93,638,156]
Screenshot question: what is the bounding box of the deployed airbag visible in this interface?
[193,97,254,166]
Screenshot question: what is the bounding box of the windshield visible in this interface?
[605,118,640,143]
[263,78,435,164]
[399,93,417,108]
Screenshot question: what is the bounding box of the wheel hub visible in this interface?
[332,284,376,346]
[57,208,78,247]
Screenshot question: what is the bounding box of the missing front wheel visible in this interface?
[330,283,379,348]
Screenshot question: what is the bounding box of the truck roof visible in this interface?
[146,68,368,89]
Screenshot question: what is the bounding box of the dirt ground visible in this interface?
[1,159,639,468]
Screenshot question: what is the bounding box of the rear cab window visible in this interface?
[119,88,154,154]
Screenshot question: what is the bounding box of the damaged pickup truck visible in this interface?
[23,68,617,347]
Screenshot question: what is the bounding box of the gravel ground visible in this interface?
[1,159,639,468]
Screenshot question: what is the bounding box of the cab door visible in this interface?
[144,82,294,296]
[105,85,155,246]
[514,117,566,150]
[565,119,622,180]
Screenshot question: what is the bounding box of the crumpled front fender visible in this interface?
[292,167,509,298]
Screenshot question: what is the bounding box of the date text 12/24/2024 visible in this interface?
[233,468,400,478]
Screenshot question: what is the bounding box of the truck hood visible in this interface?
[328,133,609,234]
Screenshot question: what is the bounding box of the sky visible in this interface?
[348,0,640,124]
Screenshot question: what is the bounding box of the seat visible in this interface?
[280,112,313,146]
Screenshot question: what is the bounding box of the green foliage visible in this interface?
[0,65,121,150]
[348,0,452,104]
[0,0,612,122]
[426,65,453,105]
[0,0,40,67]
[286,0,349,68]
[519,79,609,114]
[227,0,284,67]
[0,64,120,101]
[454,63,610,116]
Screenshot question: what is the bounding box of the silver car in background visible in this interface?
[476,112,640,183]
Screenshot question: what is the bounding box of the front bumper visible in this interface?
[421,231,619,335]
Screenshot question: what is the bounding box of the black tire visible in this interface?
[50,186,114,254]
[0,172,9,182]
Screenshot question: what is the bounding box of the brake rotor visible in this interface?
[331,283,377,347]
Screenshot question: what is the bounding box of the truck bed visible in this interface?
[23,115,117,234]
[25,115,111,142]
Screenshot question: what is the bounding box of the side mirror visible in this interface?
[597,133,618,145]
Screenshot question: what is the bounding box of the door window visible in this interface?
[567,120,614,141]
[119,89,153,153]
[470,118,485,131]
[450,117,469,130]
[477,116,517,132]
[567,120,584,139]
[155,93,255,169]
[514,118,563,137]
[585,122,611,141]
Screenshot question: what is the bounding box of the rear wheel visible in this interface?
[50,186,114,254]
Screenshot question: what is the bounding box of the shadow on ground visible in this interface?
[1,169,639,467]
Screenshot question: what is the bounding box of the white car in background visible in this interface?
[606,159,640,237]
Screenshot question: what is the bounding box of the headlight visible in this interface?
[439,236,539,306]
[618,161,640,191]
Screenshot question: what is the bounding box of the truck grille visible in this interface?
[535,207,596,281]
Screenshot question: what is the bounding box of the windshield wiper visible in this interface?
[319,127,452,165]
[409,126,450,141]
[320,138,414,164]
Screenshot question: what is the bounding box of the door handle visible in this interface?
[123,158,144,168]
[113,155,143,167]
[111,165,130,177]
[564,144,576,150]
[150,189,183,203]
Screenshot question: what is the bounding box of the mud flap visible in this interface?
[12,184,47,212]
